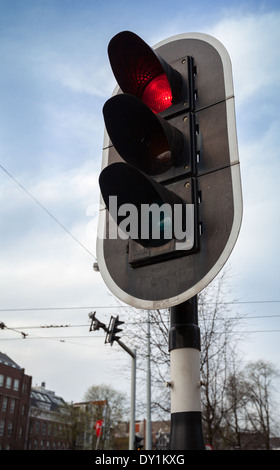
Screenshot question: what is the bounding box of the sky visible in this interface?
[0,0,280,413]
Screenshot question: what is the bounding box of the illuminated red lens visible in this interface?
[141,74,172,113]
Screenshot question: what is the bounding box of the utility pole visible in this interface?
[146,310,152,450]
[89,312,136,450]
[169,296,204,449]
[117,340,136,451]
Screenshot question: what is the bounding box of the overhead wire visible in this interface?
[1,299,280,312]
[1,167,280,342]
[2,321,280,340]
[3,308,280,329]
[0,163,97,260]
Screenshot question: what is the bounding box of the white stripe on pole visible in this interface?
[170,348,201,413]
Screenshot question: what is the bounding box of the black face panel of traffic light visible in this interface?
[99,31,198,266]
[97,31,242,309]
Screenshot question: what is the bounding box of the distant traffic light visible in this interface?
[134,434,144,450]
[97,31,242,310]
[105,315,124,346]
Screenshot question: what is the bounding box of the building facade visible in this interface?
[0,352,71,450]
[27,382,71,450]
[0,352,32,450]
[72,400,107,450]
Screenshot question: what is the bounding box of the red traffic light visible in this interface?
[108,31,183,113]
[141,73,172,113]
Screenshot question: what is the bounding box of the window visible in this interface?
[42,422,47,436]
[7,421,13,436]
[13,379,19,391]
[38,393,51,403]
[10,399,15,413]
[6,377,12,389]
[2,397,7,412]
[0,420,5,436]
[0,374,4,387]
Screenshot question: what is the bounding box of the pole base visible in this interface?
[169,411,205,450]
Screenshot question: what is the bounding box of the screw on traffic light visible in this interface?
[97,30,242,310]
[105,315,124,346]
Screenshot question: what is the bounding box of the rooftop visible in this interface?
[30,382,66,412]
[0,351,21,370]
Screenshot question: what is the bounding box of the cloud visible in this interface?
[209,11,280,105]
[0,159,99,231]
[46,59,113,98]
[20,21,115,100]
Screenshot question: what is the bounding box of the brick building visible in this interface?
[0,352,71,450]
[0,352,32,450]
[27,382,71,450]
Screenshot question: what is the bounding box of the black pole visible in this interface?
[169,296,205,450]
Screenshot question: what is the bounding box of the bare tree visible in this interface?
[116,268,280,450]
[222,360,248,449]
[122,267,245,430]
[241,360,279,449]
[121,307,171,418]
[198,268,244,448]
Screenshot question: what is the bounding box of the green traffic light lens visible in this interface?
[99,162,185,248]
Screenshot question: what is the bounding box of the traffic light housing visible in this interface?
[105,315,124,346]
[96,31,242,310]
[134,434,144,450]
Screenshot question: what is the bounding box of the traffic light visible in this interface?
[96,31,242,310]
[99,31,198,261]
[105,315,124,346]
[134,434,144,450]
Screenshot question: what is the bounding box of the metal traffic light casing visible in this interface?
[134,435,144,450]
[105,315,124,346]
[97,31,242,310]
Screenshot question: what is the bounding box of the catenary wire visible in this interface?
[0,163,96,260]
[1,299,280,312]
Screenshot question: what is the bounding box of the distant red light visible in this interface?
[141,74,172,113]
